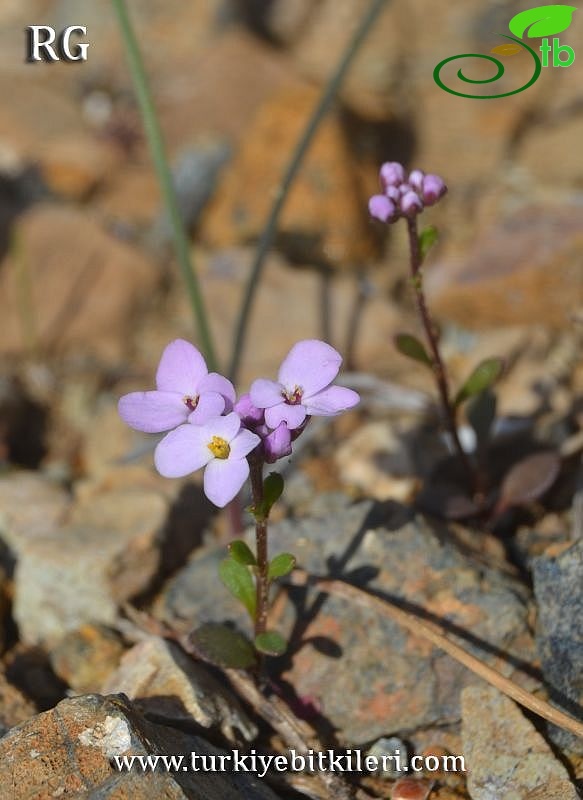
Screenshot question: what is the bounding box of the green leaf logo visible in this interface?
[508,5,577,39]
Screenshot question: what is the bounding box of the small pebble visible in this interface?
[367,736,409,778]
[391,778,433,800]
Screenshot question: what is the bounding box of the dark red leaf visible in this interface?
[497,451,561,513]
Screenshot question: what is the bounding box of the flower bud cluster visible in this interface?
[368,162,447,224]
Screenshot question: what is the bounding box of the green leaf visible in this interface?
[263,472,284,511]
[253,472,285,520]
[394,333,433,367]
[467,388,497,450]
[228,540,256,566]
[419,225,439,260]
[189,623,256,669]
[508,5,576,38]
[268,553,296,581]
[218,557,256,619]
[255,631,287,656]
[455,358,504,407]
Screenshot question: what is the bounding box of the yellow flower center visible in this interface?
[208,436,230,459]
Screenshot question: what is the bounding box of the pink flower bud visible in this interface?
[385,185,400,202]
[234,393,265,428]
[368,194,398,223]
[421,174,447,205]
[408,169,425,191]
[264,422,292,463]
[380,161,406,188]
[400,190,424,217]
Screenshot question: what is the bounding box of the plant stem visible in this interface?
[111,0,218,371]
[11,231,38,358]
[228,0,390,384]
[249,454,269,638]
[405,217,475,485]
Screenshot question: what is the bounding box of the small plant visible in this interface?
[118,339,359,665]
[369,162,505,503]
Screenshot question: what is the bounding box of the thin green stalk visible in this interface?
[12,231,37,357]
[228,0,390,384]
[111,0,217,371]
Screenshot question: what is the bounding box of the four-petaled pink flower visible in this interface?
[118,339,235,432]
[154,412,260,507]
[249,340,359,430]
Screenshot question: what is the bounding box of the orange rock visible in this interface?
[201,84,379,267]
[287,0,411,120]
[38,135,121,201]
[94,163,160,226]
[0,668,36,732]
[425,206,583,329]
[0,204,158,359]
[157,28,305,150]
[391,778,433,800]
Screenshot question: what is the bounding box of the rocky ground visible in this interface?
[0,1,582,799]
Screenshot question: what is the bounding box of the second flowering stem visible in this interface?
[405,217,476,489]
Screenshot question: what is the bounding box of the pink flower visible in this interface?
[154,412,260,507]
[118,339,235,432]
[234,393,265,428]
[234,394,294,463]
[249,340,359,430]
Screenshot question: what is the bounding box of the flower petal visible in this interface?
[303,385,360,416]
[155,339,208,394]
[118,391,187,433]
[208,411,242,443]
[250,379,284,409]
[188,392,225,425]
[278,340,342,397]
[265,403,306,430]
[229,428,261,460]
[204,458,249,507]
[234,393,265,427]
[199,372,236,405]
[154,424,212,478]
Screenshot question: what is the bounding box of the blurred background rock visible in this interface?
[0,5,581,796]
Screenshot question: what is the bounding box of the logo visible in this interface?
[25,25,89,63]
[434,4,576,98]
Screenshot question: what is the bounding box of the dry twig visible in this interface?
[290,570,583,741]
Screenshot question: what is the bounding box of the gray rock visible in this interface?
[0,693,280,800]
[462,685,579,800]
[12,486,168,645]
[152,140,231,247]
[102,636,257,742]
[274,499,534,742]
[154,546,249,633]
[533,538,583,753]
[0,471,69,552]
[156,497,535,744]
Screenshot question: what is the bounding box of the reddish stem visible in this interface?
[249,454,269,639]
[405,217,476,489]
